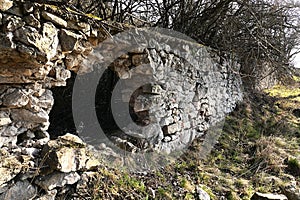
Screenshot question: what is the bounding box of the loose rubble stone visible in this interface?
[35,190,57,200]
[14,22,59,62]
[0,0,13,11]
[60,29,82,52]
[196,186,211,200]
[41,133,99,173]
[2,89,29,108]
[251,192,288,200]
[0,118,11,126]
[11,109,49,123]
[282,181,300,200]
[41,12,68,28]
[24,14,41,28]
[83,39,242,154]
[0,150,23,187]
[35,172,80,191]
[0,180,37,200]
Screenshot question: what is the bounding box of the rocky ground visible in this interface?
[67,81,300,200]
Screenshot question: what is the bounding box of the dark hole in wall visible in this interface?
[48,69,125,139]
[48,67,150,144]
[48,72,77,138]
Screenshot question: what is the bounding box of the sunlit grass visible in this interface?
[265,85,300,101]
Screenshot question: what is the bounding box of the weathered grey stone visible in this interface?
[0,180,37,200]
[67,20,90,32]
[0,150,22,187]
[40,134,99,173]
[14,22,59,61]
[24,14,41,28]
[35,190,57,200]
[0,125,21,137]
[4,15,24,32]
[35,172,80,191]
[21,147,40,158]
[0,135,17,148]
[0,0,13,11]
[45,147,87,173]
[41,11,67,27]
[23,2,34,13]
[150,84,162,94]
[160,116,174,126]
[37,90,54,111]
[163,123,180,135]
[11,109,49,123]
[251,192,288,200]
[0,118,11,126]
[48,67,71,87]
[196,186,210,200]
[2,89,29,108]
[132,53,149,66]
[0,184,9,194]
[58,133,86,147]
[59,29,82,52]
[282,181,300,200]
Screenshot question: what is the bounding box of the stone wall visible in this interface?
[69,29,243,158]
[0,0,242,199]
[0,1,120,198]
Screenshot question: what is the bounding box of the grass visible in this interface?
[265,85,300,100]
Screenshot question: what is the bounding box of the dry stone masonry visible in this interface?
[74,29,243,158]
[0,0,243,198]
[0,1,119,198]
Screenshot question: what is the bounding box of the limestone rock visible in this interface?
[14,22,59,61]
[0,118,11,126]
[132,53,149,66]
[24,14,41,28]
[196,186,210,200]
[35,172,80,191]
[35,190,57,200]
[0,135,17,148]
[43,146,87,173]
[4,15,24,32]
[58,133,86,147]
[11,109,49,123]
[251,192,288,200]
[0,180,37,200]
[0,150,22,188]
[41,11,67,28]
[2,89,29,108]
[41,134,99,173]
[37,90,54,111]
[67,21,91,34]
[0,0,13,11]
[59,29,82,52]
[282,181,300,200]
